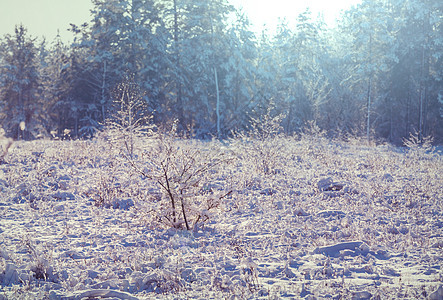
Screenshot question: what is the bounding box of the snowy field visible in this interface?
[0,134,442,299]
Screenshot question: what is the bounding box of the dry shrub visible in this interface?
[125,121,232,230]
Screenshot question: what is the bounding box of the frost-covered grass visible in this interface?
[0,134,442,299]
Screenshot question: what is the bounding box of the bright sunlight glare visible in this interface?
[229,0,362,32]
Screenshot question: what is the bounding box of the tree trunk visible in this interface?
[366,32,373,143]
[214,67,220,138]
[418,45,425,141]
[418,12,430,141]
[366,76,372,142]
[173,0,184,126]
[101,61,107,122]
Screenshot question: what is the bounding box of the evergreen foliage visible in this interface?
[0,0,441,143]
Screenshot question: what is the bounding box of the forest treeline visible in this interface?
[0,0,442,144]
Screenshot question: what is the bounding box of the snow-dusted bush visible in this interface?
[402,130,435,159]
[104,76,156,159]
[125,121,232,230]
[0,128,13,164]
[231,106,286,175]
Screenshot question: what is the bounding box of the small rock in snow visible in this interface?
[429,285,443,300]
[53,204,65,212]
[260,188,277,195]
[352,291,372,300]
[382,267,400,277]
[63,250,86,260]
[314,241,364,257]
[382,173,394,182]
[181,268,196,283]
[317,210,346,219]
[317,177,334,191]
[431,241,443,248]
[275,201,284,210]
[387,226,400,234]
[294,208,309,216]
[398,225,409,234]
[87,269,99,279]
[59,175,71,181]
[284,265,296,278]
[2,263,19,286]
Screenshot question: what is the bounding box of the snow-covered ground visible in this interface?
[0,135,442,299]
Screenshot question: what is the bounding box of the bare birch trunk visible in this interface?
[214,67,220,138]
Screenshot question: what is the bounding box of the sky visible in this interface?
[0,0,92,42]
[0,0,361,42]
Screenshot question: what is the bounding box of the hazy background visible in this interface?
[0,0,361,41]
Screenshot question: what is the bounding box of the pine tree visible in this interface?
[339,0,398,142]
[69,0,168,137]
[386,0,443,143]
[219,10,258,134]
[163,0,235,135]
[0,25,41,139]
